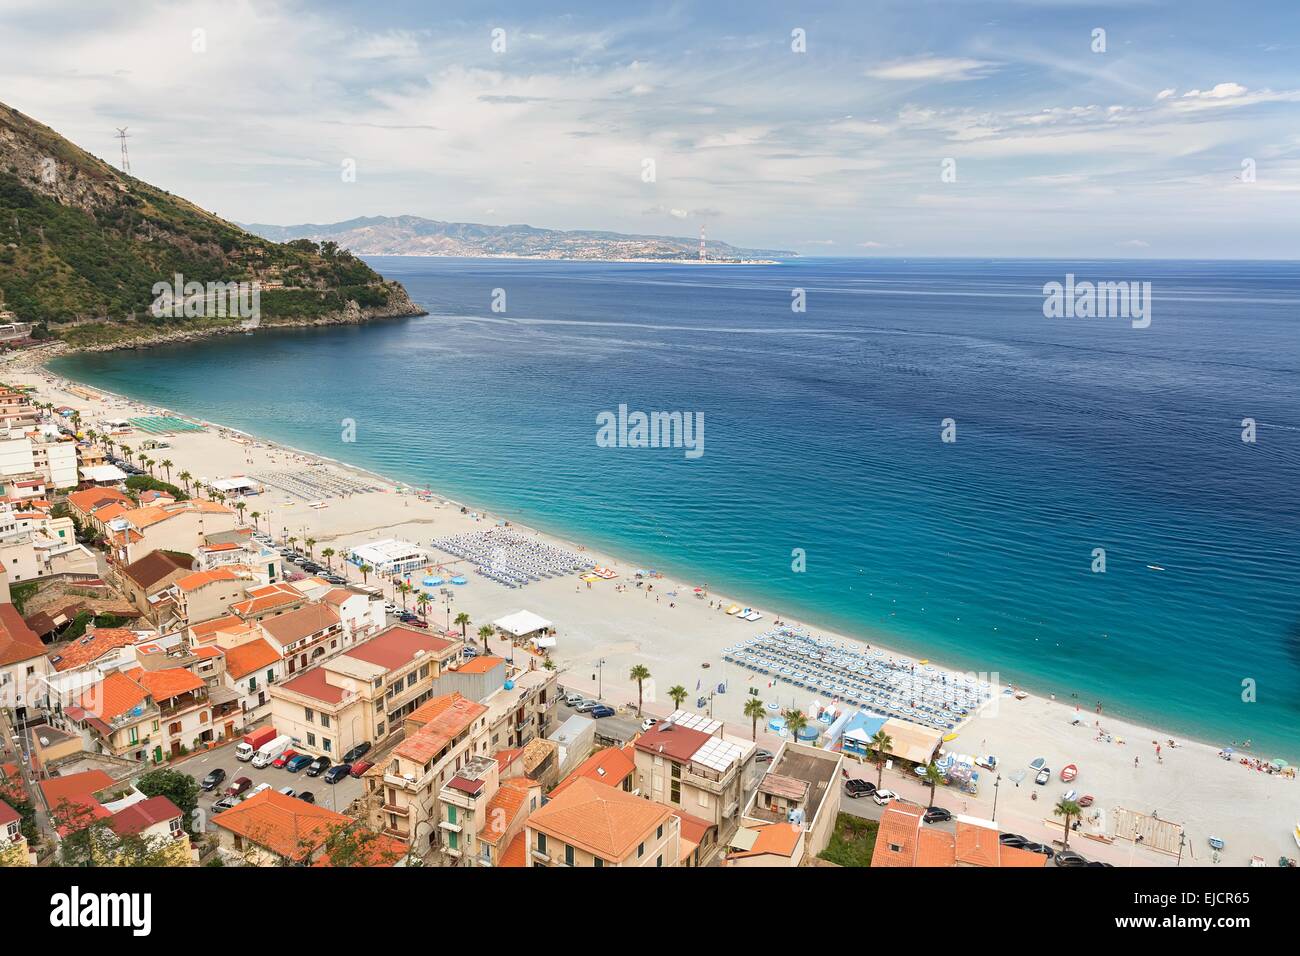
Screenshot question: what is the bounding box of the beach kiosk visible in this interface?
[492,609,553,644]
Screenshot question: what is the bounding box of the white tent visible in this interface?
[493,609,552,638]
[80,464,127,485]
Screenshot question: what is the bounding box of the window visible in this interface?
[536,833,546,853]
[637,842,645,858]
[128,726,138,744]
[447,805,457,825]
[406,672,416,689]
[656,855,663,867]
[321,714,330,728]
[307,733,316,747]
[266,668,275,684]
[305,707,315,723]
[322,738,332,753]
[593,857,604,868]
[565,844,575,866]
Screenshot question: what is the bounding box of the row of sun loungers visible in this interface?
[723,627,994,731]
[431,530,595,588]
[250,469,380,500]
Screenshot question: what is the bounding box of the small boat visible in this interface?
[1208,836,1225,851]
[1062,789,1078,802]
[725,605,741,615]
[1147,564,1165,571]
[1060,764,1078,783]
[1078,794,1094,807]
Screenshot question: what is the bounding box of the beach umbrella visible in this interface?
[1272,758,1288,769]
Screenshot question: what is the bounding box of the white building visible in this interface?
[0,429,80,491]
[346,538,429,576]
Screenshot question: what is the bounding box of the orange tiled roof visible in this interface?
[499,830,527,867]
[259,603,339,645]
[78,670,150,721]
[126,666,205,701]
[916,828,958,867]
[66,487,132,513]
[955,820,1001,868]
[480,777,535,846]
[52,627,139,671]
[214,790,349,862]
[871,803,925,868]
[190,614,246,641]
[396,694,486,763]
[551,744,636,796]
[174,567,242,592]
[1000,844,1049,868]
[457,655,504,675]
[223,638,281,679]
[0,603,46,668]
[312,833,407,867]
[527,776,673,863]
[727,822,802,860]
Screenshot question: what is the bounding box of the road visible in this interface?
[177,741,364,832]
[0,706,51,839]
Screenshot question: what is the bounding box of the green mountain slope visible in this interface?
[0,101,421,347]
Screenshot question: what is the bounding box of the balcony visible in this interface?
[381,803,408,817]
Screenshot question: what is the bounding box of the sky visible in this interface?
[2,0,1299,257]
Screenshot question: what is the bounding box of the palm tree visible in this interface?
[179,471,192,494]
[359,563,372,584]
[160,458,173,482]
[668,684,688,710]
[321,547,335,570]
[743,696,766,741]
[249,509,260,531]
[1054,798,1082,850]
[453,611,470,641]
[477,625,494,655]
[287,536,298,551]
[922,762,945,809]
[415,591,431,618]
[782,708,808,745]
[234,501,247,524]
[869,729,894,788]
[629,664,651,716]
[396,582,412,610]
[119,444,132,464]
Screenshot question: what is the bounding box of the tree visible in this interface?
[783,708,808,746]
[415,591,431,617]
[922,762,945,809]
[477,625,494,655]
[321,547,335,570]
[160,458,173,481]
[317,821,403,867]
[629,664,651,716]
[359,563,372,584]
[304,537,316,559]
[396,582,412,610]
[235,501,247,524]
[1054,798,1082,850]
[743,696,766,741]
[179,470,192,494]
[454,611,470,640]
[869,730,894,788]
[135,768,200,833]
[668,684,688,710]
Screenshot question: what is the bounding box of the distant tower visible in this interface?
[699,225,706,261]
[115,127,131,174]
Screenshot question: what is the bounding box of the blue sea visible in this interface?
[51,258,1300,755]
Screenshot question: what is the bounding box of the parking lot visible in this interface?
[178,742,365,831]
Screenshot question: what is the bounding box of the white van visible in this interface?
[251,734,292,768]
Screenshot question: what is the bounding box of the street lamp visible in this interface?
[593,658,606,699]
[991,773,1002,822]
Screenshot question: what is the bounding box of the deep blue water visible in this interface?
[52,258,1300,754]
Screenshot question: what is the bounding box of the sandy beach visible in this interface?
[6,345,1296,868]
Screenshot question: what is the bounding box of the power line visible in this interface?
[115,127,131,174]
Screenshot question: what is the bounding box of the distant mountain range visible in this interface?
[241,215,795,263]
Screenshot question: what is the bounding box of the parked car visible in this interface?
[279,787,296,798]
[199,768,227,791]
[272,748,299,769]
[1034,767,1051,785]
[212,796,239,814]
[844,779,876,799]
[1054,850,1090,867]
[590,705,616,719]
[562,693,585,707]
[323,764,352,784]
[754,748,775,763]
[247,782,273,799]
[1023,842,1055,859]
[640,717,658,732]
[923,806,953,824]
[872,789,898,806]
[403,618,428,629]
[225,776,253,798]
[306,756,332,777]
[297,791,316,803]
[575,699,599,713]
[285,754,313,773]
[999,832,1027,845]
[349,760,374,779]
[342,742,371,764]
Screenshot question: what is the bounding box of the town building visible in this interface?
[523,776,680,867]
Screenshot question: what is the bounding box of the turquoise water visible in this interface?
[51,257,1300,754]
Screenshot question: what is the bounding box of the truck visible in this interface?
[235,727,277,762]
[251,734,293,769]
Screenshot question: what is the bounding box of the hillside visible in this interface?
[0,101,422,348]
[243,215,795,262]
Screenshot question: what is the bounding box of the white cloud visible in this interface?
[866,56,997,83]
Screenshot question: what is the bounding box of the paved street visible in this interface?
[177,741,364,831]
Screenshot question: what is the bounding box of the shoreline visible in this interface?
[9,347,1298,865]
